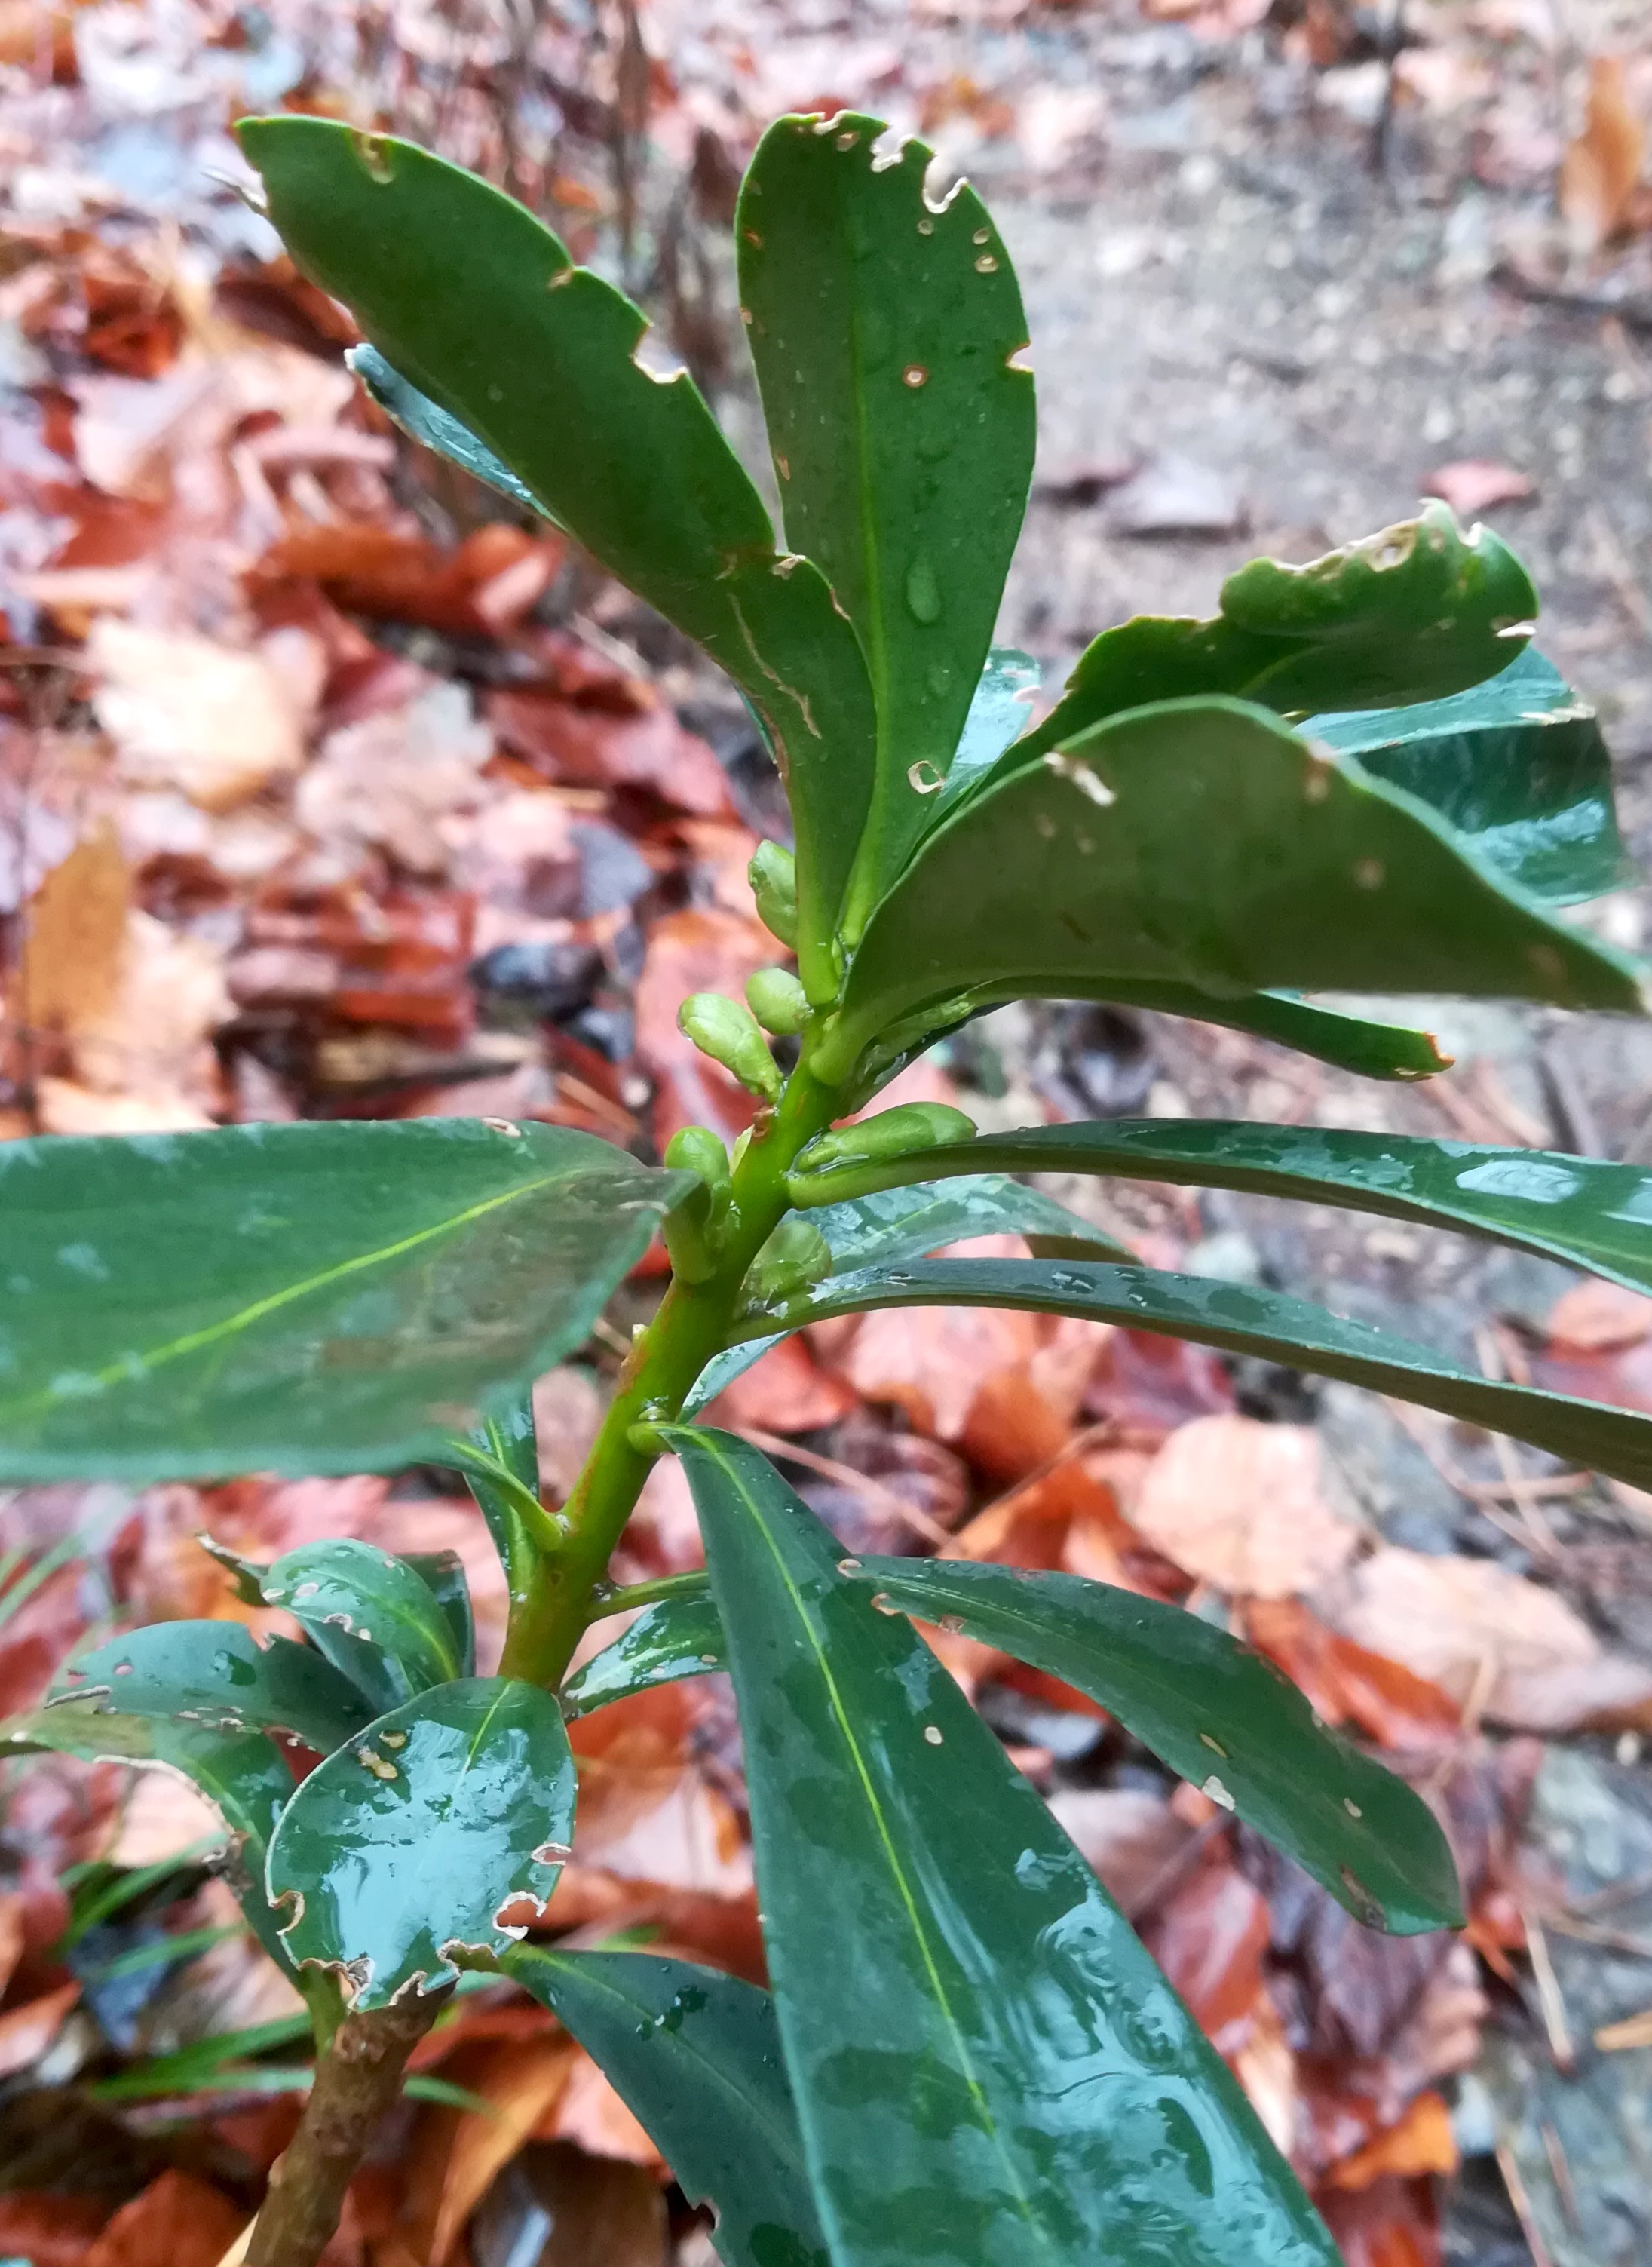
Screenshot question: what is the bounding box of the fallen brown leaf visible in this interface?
[19,820,130,1040]
[1325,1545,1652,1731]
[0,1976,79,2079]
[1131,1415,1361,1598]
[1240,1599,1460,1752]
[1546,1277,1652,1351]
[90,619,314,808]
[1044,1787,1194,1916]
[474,2143,667,2267]
[82,2170,246,2267]
[1327,2090,1458,2189]
[1422,461,1534,516]
[425,2037,578,2266]
[0,2191,109,2267]
[1560,56,1647,250]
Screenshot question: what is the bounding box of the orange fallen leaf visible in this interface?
[19,821,130,1041]
[0,1977,79,2080]
[425,2037,578,2265]
[1560,56,1647,250]
[1328,2091,1458,2189]
[0,2191,109,2266]
[82,2170,246,2267]
[542,2051,664,2167]
[1546,1277,1652,1351]
[1240,1599,1460,1752]
[1421,461,1534,516]
[1131,1415,1360,1598]
[1324,1545,1652,1732]
[703,1334,857,1434]
[1145,1865,1270,2053]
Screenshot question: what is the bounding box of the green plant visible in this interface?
[6,109,1651,2267]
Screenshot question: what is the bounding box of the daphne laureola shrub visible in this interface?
[7,108,1650,2267]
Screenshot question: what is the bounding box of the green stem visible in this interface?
[499,1041,844,1687]
[585,1569,712,1621]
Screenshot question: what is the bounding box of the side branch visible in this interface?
[246,1991,446,2267]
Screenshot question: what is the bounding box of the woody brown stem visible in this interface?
[245,1992,446,2267]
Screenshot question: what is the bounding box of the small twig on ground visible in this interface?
[1496,2137,1559,2267]
[1521,1904,1577,2074]
[1539,2121,1581,2233]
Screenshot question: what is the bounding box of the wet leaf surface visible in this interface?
[507,1946,829,2267]
[670,1426,1340,2267]
[48,1622,368,1757]
[0,1119,687,1479]
[265,1676,574,2006]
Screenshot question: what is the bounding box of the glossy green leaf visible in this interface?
[1306,646,1630,906]
[933,649,1041,818]
[5,1704,296,1969]
[0,1118,686,1481]
[455,1391,546,1602]
[259,1539,464,1713]
[1002,505,1536,777]
[401,1552,476,1680]
[506,1947,829,2267]
[770,1256,1652,1492]
[556,1566,1456,1932]
[265,1676,573,2008]
[561,1592,727,1718]
[820,696,1643,1082]
[851,1560,1458,1933]
[48,1624,368,1758]
[239,118,877,997]
[349,343,542,514]
[667,1428,1337,2267]
[737,113,1034,923]
[855,985,1452,1110]
[789,1118,1652,1302]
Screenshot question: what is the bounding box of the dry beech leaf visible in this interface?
[297,682,493,875]
[703,1334,858,1434]
[1326,2088,1458,2189]
[90,619,314,810]
[1144,1865,1271,2054]
[1044,1788,1192,1916]
[1323,1545,1652,1732]
[1546,1277,1652,1351]
[0,1978,81,2081]
[1422,460,1534,516]
[0,2191,109,2267]
[19,821,130,1039]
[57,908,229,1125]
[1560,56,1647,250]
[425,2037,578,2267]
[81,2170,246,2267]
[542,2056,664,2168]
[1131,1414,1361,1598]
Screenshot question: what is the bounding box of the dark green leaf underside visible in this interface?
[672,1427,1337,2267]
[0,1118,686,1480]
[349,344,543,514]
[788,1118,1652,1302]
[769,1255,1652,1492]
[561,1592,728,1716]
[1306,646,1630,906]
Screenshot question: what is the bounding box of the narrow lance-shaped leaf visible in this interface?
[1306,644,1630,906]
[667,1428,1338,2267]
[561,1590,727,1718]
[738,112,1035,926]
[689,1171,1130,1417]
[0,1118,689,1481]
[48,1623,369,1759]
[819,696,1644,1082]
[238,118,877,996]
[788,1118,1652,1302]
[853,980,1452,1106]
[399,1551,476,1680]
[555,1568,1459,1935]
[997,503,1536,780]
[505,1947,829,2267]
[265,1677,574,2008]
[848,1560,1458,1934]
[765,1256,1652,1492]
[5,1705,297,1971]
[454,1390,545,1606]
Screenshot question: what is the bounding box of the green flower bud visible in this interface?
[661,1127,732,1284]
[743,1215,833,1308]
[746,966,810,1037]
[664,1124,731,1195]
[749,841,798,949]
[678,992,782,1104]
[793,1100,977,1176]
